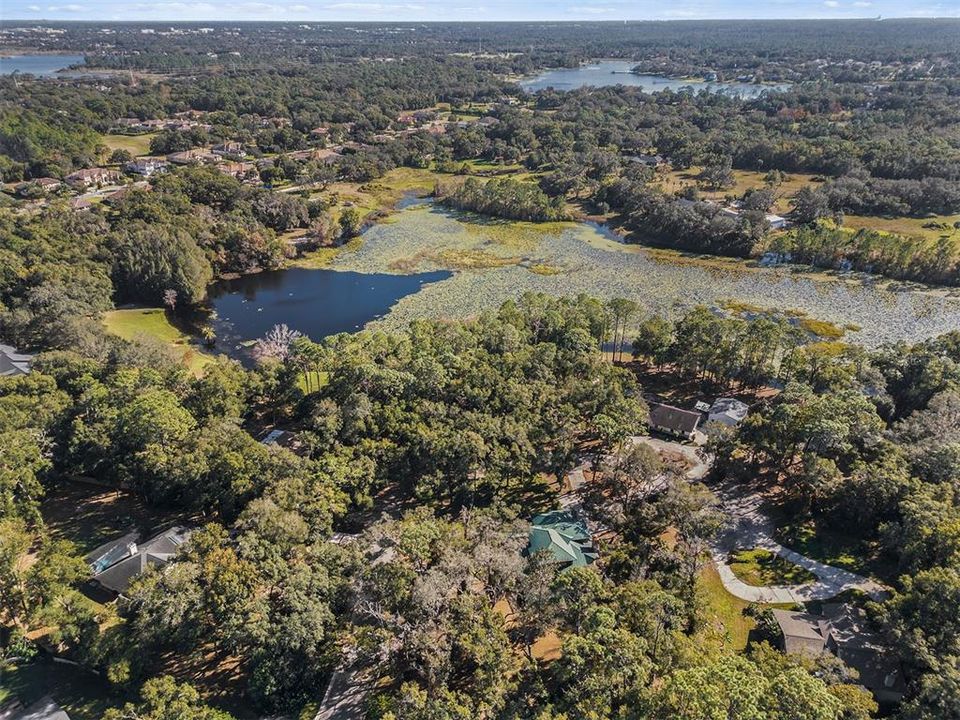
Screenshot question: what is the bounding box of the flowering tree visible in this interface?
[252,323,303,363]
[163,289,178,312]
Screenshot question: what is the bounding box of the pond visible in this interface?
[206,267,451,361]
[519,60,788,98]
[0,54,85,76]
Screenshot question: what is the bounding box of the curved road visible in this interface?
[710,480,888,603]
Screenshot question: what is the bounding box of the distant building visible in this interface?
[766,213,790,230]
[707,398,750,427]
[648,401,701,441]
[64,168,120,188]
[166,148,216,165]
[0,344,33,377]
[87,526,193,596]
[525,510,598,568]
[216,161,257,179]
[124,156,169,176]
[259,428,306,455]
[212,141,247,159]
[624,153,664,167]
[773,605,906,704]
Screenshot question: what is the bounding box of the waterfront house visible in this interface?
[707,398,750,427]
[648,402,701,441]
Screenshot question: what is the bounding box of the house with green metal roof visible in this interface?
[525,510,598,568]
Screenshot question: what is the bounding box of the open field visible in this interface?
[842,213,960,243]
[101,133,157,157]
[656,167,823,215]
[102,308,213,375]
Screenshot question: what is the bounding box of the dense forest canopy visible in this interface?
[2,17,960,720]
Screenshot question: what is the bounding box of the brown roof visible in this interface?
[773,605,906,700]
[648,402,701,435]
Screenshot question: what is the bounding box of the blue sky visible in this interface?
[5,0,960,22]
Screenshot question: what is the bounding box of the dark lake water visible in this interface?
[206,267,451,360]
[520,60,788,98]
[0,54,85,76]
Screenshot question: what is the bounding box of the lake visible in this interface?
[520,60,788,98]
[325,204,960,348]
[206,267,451,361]
[0,54,85,76]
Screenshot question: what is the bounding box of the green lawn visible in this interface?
[697,562,753,650]
[103,308,213,376]
[0,659,115,720]
[728,548,816,586]
[775,520,897,582]
[101,133,157,157]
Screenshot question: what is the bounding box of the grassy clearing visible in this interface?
[317,167,439,223]
[729,548,816,586]
[103,308,212,376]
[656,168,823,215]
[0,659,114,720]
[842,213,960,243]
[775,520,896,582]
[101,133,157,157]
[697,562,753,650]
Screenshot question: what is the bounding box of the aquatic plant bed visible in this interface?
[329,203,960,347]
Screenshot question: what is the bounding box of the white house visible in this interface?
[125,156,169,176]
[707,398,750,426]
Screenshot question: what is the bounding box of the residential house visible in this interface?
[766,213,790,230]
[64,167,120,188]
[624,153,664,167]
[14,177,61,197]
[648,401,701,441]
[212,141,247,159]
[707,397,750,427]
[258,428,306,455]
[166,148,216,165]
[285,147,342,164]
[87,526,193,596]
[0,344,33,377]
[476,116,500,127]
[217,161,257,179]
[310,126,331,138]
[525,510,598,568]
[773,605,906,704]
[124,156,169,176]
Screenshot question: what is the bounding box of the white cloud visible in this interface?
[47,3,85,9]
[852,1,871,5]
[289,3,310,9]
[322,2,424,8]
[27,3,41,8]
[823,0,839,6]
